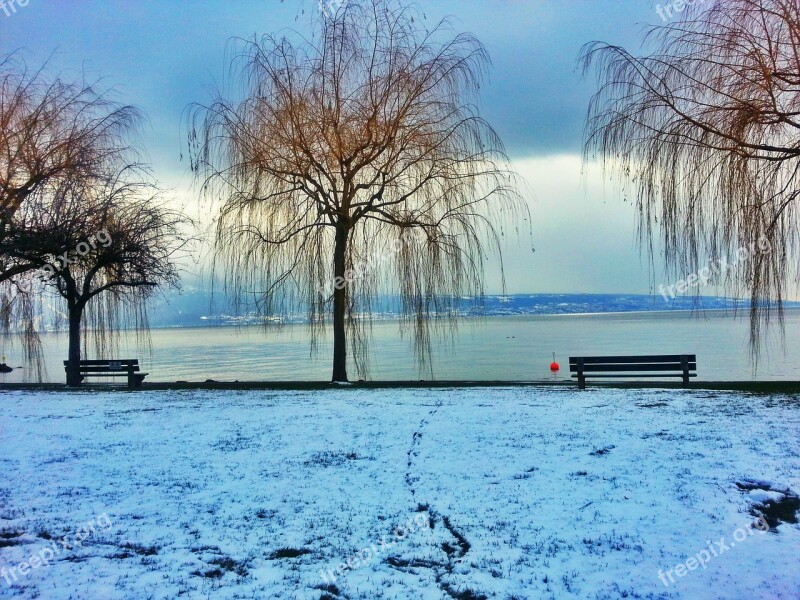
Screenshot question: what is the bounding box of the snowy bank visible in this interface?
[0,387,798,599]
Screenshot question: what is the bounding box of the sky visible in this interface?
[0,0,680,295]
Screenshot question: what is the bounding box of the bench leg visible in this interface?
[681,355,690,388]
[577,359,586,390]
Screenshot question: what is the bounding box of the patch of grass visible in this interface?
[119,542,159,556]
[441,516,471,556]
[190,544,222,553]
[268,547,311,559]
[304,451,367,468]
[590,445,616,456]
[457,592,488,600]
[315,583,340,599]
[0,530,24,548]
[440,584,488,600]
[192,567,224,579]
[208,556,248,577]
[386,556,441,569]
[641,430,670,440]
[212,429,258,452]
[582,533,640,554]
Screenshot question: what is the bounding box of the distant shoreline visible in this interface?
[24,304,800,335]
[138,292,800,330]
[141,303,800,332]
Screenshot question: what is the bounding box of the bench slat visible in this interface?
[75,372,130,377]
[571,374,697,378]
[63,360,139,366]
[69,366,140,373]
[569,355,695,364]
[570,363,696,373]
[69,372,150,376]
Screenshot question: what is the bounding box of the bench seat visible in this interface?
[64,359,148,388]
[569,354,696,389]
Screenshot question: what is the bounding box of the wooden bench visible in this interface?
[569,354,696,389]
[63,359,148,388]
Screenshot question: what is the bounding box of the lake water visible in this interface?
[2,309,799,383]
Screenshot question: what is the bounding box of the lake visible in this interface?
[2,309,799,383]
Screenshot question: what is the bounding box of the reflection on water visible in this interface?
[1,309,799,383]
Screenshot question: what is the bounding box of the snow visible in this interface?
[0,386,798,599]
[739,478,792,495]
[747,489,786,504]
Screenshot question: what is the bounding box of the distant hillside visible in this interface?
[147,292,786,328]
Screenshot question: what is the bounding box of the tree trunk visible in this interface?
[331,224,349,382]
[66,302,84,387]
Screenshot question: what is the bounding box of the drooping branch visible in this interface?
[582,0,800,355]
[189,0,529,379]
[0,54,142,375]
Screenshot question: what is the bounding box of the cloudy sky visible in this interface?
[1,0,680,295]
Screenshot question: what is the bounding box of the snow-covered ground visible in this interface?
[0,386,798,599]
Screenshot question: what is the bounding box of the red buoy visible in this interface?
[550,352,560,373]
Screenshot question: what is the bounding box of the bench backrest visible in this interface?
[63,359,140,372]
[569,355,697,373]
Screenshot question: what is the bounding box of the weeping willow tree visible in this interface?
[188,0,526,382]
[581,0,800,353]
[0,53,139,376]
[5,167,186,386]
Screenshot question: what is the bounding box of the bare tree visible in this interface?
[13,171,185,386]
[189,0,526,382]
[0,54,140,372]
[0,180,101,381]
[0,54,138,279]
[581,0,800,352]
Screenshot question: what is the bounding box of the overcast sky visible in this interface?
[1,0,682,295]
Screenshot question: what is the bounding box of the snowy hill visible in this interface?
[146,291,792,328]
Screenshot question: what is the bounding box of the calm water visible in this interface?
[2,309,799,383]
